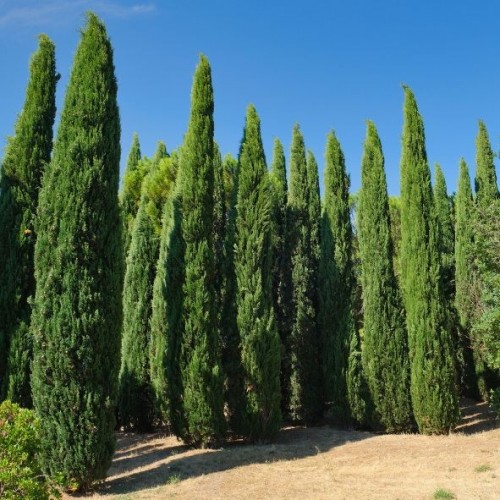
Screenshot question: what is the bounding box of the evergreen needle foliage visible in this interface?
[234,105,281,441]
[399,86,458,434]
[31,13,122,489]
[288,125,322,423]
[0,35,57,407]
[320,131,356,424]
[270,138,293,414]
[178,55,225,446]
[475,121,498,207]
[358,121,412,432]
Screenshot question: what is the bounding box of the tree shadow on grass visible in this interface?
[96,426,372,496]
[454,397,499,434]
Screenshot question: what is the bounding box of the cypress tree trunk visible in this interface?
[288,125,322,423]
[234,105,281,441]
[270,138,293,415]
[178,55,225,446]
[320,131,356,424]
[31,13,122,489]
[399,86,458,434]
[0,35,57,407]
[358,121,412,432]
[455,159,481,398]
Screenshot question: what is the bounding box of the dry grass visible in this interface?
[70,400,499,500]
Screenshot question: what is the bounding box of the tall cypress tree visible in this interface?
[270,138,293,414]
[358,121,412,432]
[475,120,498,206]
[120,133,143,254]
[0,35,58,407]
[178,55,224,446]
[399,86,458,434]
[118,155,177,431]
[31,14,122,488]
[320,131,355,424]
[455,159,480,397]
[288,124,322,422]
[234,105,281,441]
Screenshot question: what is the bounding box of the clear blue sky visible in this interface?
[1,0,499,196]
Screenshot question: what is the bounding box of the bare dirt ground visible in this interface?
[73,399,499,500]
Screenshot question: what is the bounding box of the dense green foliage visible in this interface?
[475,121,498,206]
[0,401,59,500]
[320,131,356,424]
[177,55,225,446]
[233,105,281,440]
[0,35,57,407]
[357,121,412,432]
[31,13,123,489]
[270,138,293,415]
[399,86,458,434]
[288,125,322,423]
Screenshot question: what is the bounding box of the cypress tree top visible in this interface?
[475,120,498,206]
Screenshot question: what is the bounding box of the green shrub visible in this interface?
[490,388,500,418]
[0,401,60,499]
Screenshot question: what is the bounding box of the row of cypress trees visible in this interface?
[0,12,498,489]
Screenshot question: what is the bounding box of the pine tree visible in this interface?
[0,35,58,407]
[475,120,498,207]
[357,121,412,432]
[118,155,178,431]
[270,138,293,414]
[320,131,356,424]
[120,133,143,253]
[399,86,458,434]
[288,125,322,422]
[178,55,224,446]
[455,159,480,397]
[232,105,281,441]
[31,14,122,489]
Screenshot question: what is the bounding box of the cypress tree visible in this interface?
[288,124,322,422]
[475,120,498,206]
[0,35,57,407]
[320,131,355,424]
[270,138,293,414]
[152,140,168,165]
[120,133,143,254]
[433,164,455,300]
[455,159,480,397]
[357,121,412,432]
[118,155,177,431]
[31,13,122,488]
[234,105,281,441]
[399,86,458,434]
[178,55,224,446]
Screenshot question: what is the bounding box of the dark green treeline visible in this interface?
[0,35,58,407]
[234,105,281,441]
[399,86,458,434]
[288,125,322,423]
[31,14,122,489]
[357,121,412,432]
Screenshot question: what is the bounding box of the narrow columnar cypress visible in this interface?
[358,121,412,432]
[433,164,455,309]
[320,131,355,424]
[475,120,498,206]
[31,14,122,489]
[178,55,224,446]
[455,159,480,397]
[399,86,458,434]
[152,140,168,165]
[0,35,57,407]
[270,138,293,414]
[234,105,281,441]
[288,124,322,423]
[120,133,143,254]
[220,153,244,434]
[118,155,177,431]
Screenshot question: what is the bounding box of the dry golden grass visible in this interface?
[71,400,499,500]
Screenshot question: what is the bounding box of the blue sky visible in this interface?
[1,0,499,196]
